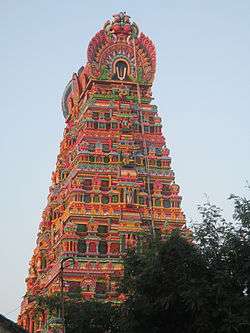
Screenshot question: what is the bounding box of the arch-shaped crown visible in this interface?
[62,13,156,118]
[86,12,156,84]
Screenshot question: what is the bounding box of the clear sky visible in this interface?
[0,0,249,321]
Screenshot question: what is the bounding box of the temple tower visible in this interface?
[18,12,186,332]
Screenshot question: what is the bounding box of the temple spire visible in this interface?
[18,13,186,332]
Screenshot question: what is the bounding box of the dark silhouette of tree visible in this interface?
[118,192,250,333]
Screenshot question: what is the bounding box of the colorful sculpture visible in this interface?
[18,12,186,332]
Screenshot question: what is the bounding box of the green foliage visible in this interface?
[193,202,234,260]
[35,294,118,333]
[191,198,250,333]
[119,231,208,333]
[35,293,61,317]
[65,301,119,333]
[118,192,250,333]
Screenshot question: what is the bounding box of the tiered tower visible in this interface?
[18,12,186,332]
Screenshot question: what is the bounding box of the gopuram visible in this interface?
[18,12,186,332]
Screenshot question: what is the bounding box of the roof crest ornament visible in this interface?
[104,11,139,40]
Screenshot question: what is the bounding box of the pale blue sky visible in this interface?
[0,0,249,320]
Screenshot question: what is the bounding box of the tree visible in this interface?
[118,192,250,333]
[65,300,118,333]
[118,231,208,333]
[35,292,119,333]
